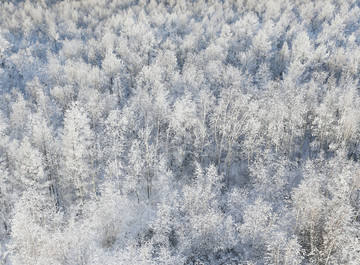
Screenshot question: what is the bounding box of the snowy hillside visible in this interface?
[0,0,360,264]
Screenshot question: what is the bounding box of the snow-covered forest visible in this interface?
[0,0,360,264]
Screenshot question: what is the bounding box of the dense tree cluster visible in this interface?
[1,0,360,264]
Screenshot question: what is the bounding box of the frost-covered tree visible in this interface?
[8,189,61,265]
[9,91,29,138]
[61,102,94,205]
[0,160,11,237]
[180,164,236,259]
[12,137,48,194]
